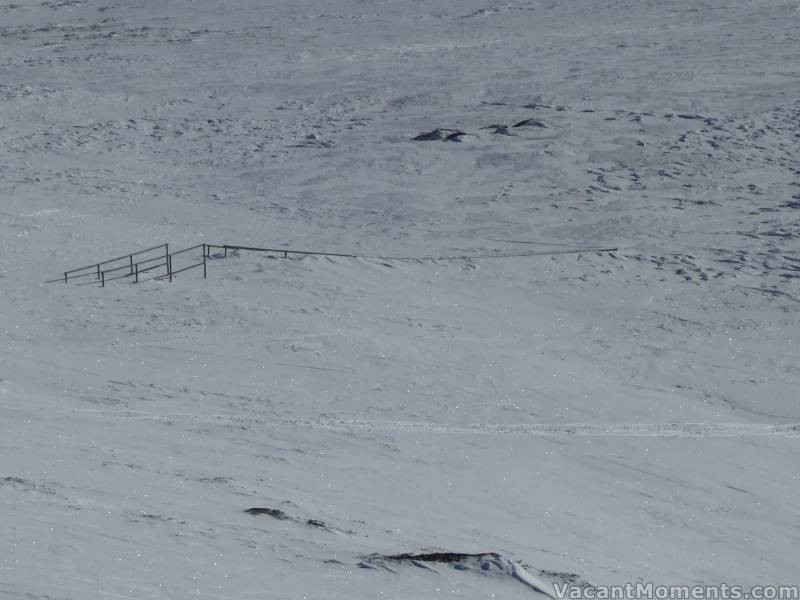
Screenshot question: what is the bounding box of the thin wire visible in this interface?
[219,244,619,262]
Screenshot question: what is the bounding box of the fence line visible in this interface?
[50,242,618,287]
[206,244,620,262]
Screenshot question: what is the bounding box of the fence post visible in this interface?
[64,272,68,284]
[168,255,173,282]
[203,245,207,278]
[96,264,101,280]
[134,263,139,283]
[164,244,169,279]
[129,255,134,275]
[101,270,105,288]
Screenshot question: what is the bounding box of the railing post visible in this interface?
[134,263,139,283]
[168,255,173,282]
[96,264,101,280]
[164,243,170,279]
[202,245,207,278]
[129,255,134,275]
[101,270,105,288]
[64,272,68,283]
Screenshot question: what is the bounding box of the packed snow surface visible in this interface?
[1,0,799,598]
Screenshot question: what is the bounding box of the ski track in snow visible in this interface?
[60,409,800,438]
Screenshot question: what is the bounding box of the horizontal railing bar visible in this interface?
[222,244,359,259]
[101,271,134,284]
[171,261,204,275]
[137,262,167,275]
[154,261,203,279]
[64,266,102,277]
[64,263,109,277]
[64,243,168,276]
[102,263,135,275]
[135,255,168,267]
[223,245,290,253]
[168,244,205,257]
[62,270,99,280]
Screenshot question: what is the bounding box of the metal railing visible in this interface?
[50,243,169,284]
[50,243,207,287]
[53,242,376,288]
[203,244,360,260]
[154,244,207,283]
[50,241,619,288]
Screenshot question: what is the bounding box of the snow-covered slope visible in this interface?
[1,0,798,598]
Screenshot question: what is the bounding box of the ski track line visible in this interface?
[65,410,800,438]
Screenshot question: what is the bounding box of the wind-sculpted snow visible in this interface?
[1,0,799,598]
[362,551,560,597]
[244,506,353,534]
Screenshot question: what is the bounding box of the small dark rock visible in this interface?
[413,129,446,141]
[306,518,329,528]
[413,128,468,141]
[444,131,469,142]
[244,507,290,519]
[512,118,546,128]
